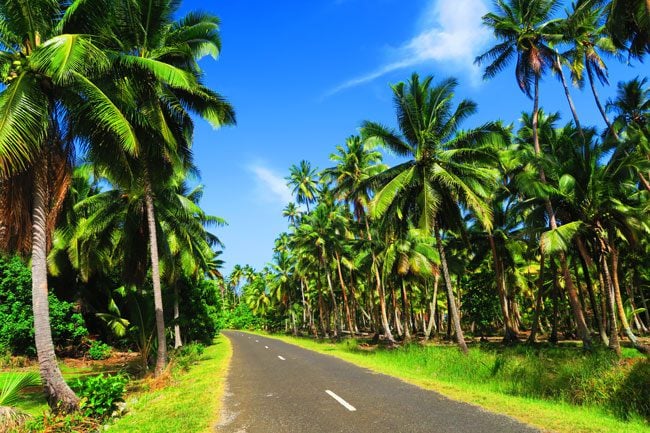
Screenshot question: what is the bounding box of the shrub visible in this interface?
[87,340,112,360]
[173,279,222,345]
[172,343,206,371]
[0,256,88,356]
[71,374,128,420]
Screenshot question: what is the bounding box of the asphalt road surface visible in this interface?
[217,331,539,433]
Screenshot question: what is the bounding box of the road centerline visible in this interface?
[278,355,286,361]
[325,390,356,412]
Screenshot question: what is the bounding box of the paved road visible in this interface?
[217,331,538,433]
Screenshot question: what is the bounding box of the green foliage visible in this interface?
[0,256,88,356]
[221,303,264,330]
[71,374,127,420]
[0,372,40,407]
[22,412,100,433]
[172,343,206,371]
[461,271,501,336]
[175,279,222,345]
[87,340,112,360]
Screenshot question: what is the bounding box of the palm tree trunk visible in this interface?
[586,59,619,140]
[400,280,411,341]
[173,286,182,349]
[373,252,395,344]
[317,280,327,338]
[434,226,468,354]
[626,283,647,332]
[488,234,519,343]
[324,267,340,338]
[556,56,585,137]
[575,238,608,345]
[31,166,79,412]
[334,252,354,336]
[300,278,307,324]
[599,251,621,355]
[610,246,650,354]
[144,179,168,376]
[532,75,592,350]
[425,274,439,340]
[638,282,650,330]
[528,250,546,344]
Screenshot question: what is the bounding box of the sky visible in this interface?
[180,0,646,276]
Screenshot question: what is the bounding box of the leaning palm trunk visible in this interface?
[144,181,168,376]
[434,227,468,354]
[32,166,79,411]
[610,246,650,354]
[532,76,592,350]
[556,56,585,138]
[576,238,609,345]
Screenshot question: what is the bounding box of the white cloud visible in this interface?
[328,0,491,95]
[248,163,293,205]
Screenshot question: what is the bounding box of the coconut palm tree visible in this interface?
[0,0,143,409]
[84,0,235,376]
[477,0,593,349]
[362,73,504,354]
[282,202,302,227]
[563,0,620,139]
[603,0,650,58]
[286,160,319,212]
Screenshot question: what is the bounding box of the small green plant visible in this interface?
[87,340,112,360]
[22,412,99,433]
[71,374,127,420]
[172,343,206,371]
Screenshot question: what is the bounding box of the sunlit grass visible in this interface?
[259,332,650,433]
[107,334,232,433]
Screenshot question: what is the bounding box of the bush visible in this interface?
[174,279,222,345]
[87,340,112,360]
[71,374,128,420]
[0,256,88,356]
[172,343,205,371]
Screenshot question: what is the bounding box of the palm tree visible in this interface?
[282,202,302,227]
[563,0,620,139]
[603,0,650,58]
[87,0,235,376]
[477,0,593,349]
[0,0,142,410]
[286,160,319,212]
[323,135,391,341]
[362,73,504,354]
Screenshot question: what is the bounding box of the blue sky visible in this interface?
[182,0,646,276]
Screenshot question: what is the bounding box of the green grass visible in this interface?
[256,332,650,433]
[107,335,232,433]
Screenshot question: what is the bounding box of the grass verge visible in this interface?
[256,332,649,433]
[107,335,232,433]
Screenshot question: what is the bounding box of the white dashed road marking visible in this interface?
[265,346,269,349]
[278,355,286,361]
[325,390,357,412]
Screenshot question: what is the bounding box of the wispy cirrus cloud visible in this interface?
[248,163,293,205]
[327,0,491,96]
